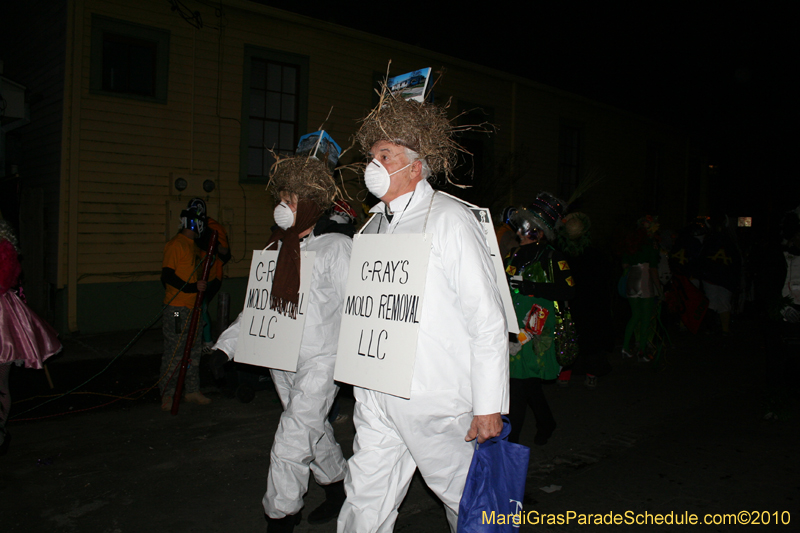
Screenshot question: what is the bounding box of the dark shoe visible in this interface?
[307,480,346,525]
[236,384,255,403]
[209,349,229,380]
[534,423,556,446]
[265,512,301,533]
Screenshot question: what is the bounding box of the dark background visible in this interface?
[258,1,797,223]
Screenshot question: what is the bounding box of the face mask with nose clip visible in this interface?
[363,158,412,199]
[273,202,295,230]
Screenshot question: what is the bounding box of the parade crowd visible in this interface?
[2,72,798,533]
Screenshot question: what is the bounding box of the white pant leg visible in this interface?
[338,388,417,533]
[385,390,474,533]
[339,388,474,533]
[263,357,346,518]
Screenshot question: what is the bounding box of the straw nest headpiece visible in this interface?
[356,86,461,180]
[267,155,338,209]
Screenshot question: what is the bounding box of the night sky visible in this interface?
[259,1,795,218]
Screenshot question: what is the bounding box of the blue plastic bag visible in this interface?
[457,417,530,532]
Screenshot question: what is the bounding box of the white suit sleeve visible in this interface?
[440,208,509,416]
[212,311,242,359]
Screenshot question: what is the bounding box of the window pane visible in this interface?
[280,123,294,151]
[102,36,157,97]
[266,92,281,120]
[92,17,169,102]
[242,53,305,182]
[282,66,296,93]
[128,46,155,95]
[249,119,264,148]
[267,63,281,92]
[281,94,295,121]
[251,59,266,89]
[264,121,279,150]
[103,40,130,91]
[248,148,263,176]
[250,89,265,117]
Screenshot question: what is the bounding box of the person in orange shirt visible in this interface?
[186,198,231,352]
[159,206,210,411]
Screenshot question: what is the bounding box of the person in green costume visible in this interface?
[620,215,662,361]
[506,192,575,445]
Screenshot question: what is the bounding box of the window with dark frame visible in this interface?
[90,15,169,103]
[240,47,308,183]
[246,59,300,180]
[101,34,157,97]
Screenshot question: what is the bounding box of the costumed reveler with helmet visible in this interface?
[159,204,211,409]
[185,197,231,353]
[505,193,576,445]
[1,217,62,455]
[211,133,352,532]
[337,74,509,533]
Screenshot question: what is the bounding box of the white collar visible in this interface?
[370,180,432,216]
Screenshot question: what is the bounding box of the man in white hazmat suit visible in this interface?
[337,90,509,532]
[213,155,351,533]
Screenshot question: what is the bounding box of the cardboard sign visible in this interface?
[466,205,519,334]
[434,192,518,334]
[334,233,432,399]
[234,250,316,371]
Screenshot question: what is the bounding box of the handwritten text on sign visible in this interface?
[235,250,315,372]
[334,233,432,398]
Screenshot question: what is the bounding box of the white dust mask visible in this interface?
[273,202,295,230]
[364,159,411,199]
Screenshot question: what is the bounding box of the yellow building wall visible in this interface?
[59,0,699,331]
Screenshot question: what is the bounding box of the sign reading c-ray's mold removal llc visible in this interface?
[234,250,315,372]
[334,233,432,399]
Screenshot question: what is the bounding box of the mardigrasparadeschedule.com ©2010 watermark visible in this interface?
[481,509,792,527]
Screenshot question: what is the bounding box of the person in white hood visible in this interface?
[213,155,351,533]
[337,91,509,532]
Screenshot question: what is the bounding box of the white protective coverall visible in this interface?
[337,179,509,533]
[213,231,351,518]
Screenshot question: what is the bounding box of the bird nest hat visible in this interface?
[267,154,339,210]
[356,79,476,183]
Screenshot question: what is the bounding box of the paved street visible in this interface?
[2,320,797,532]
